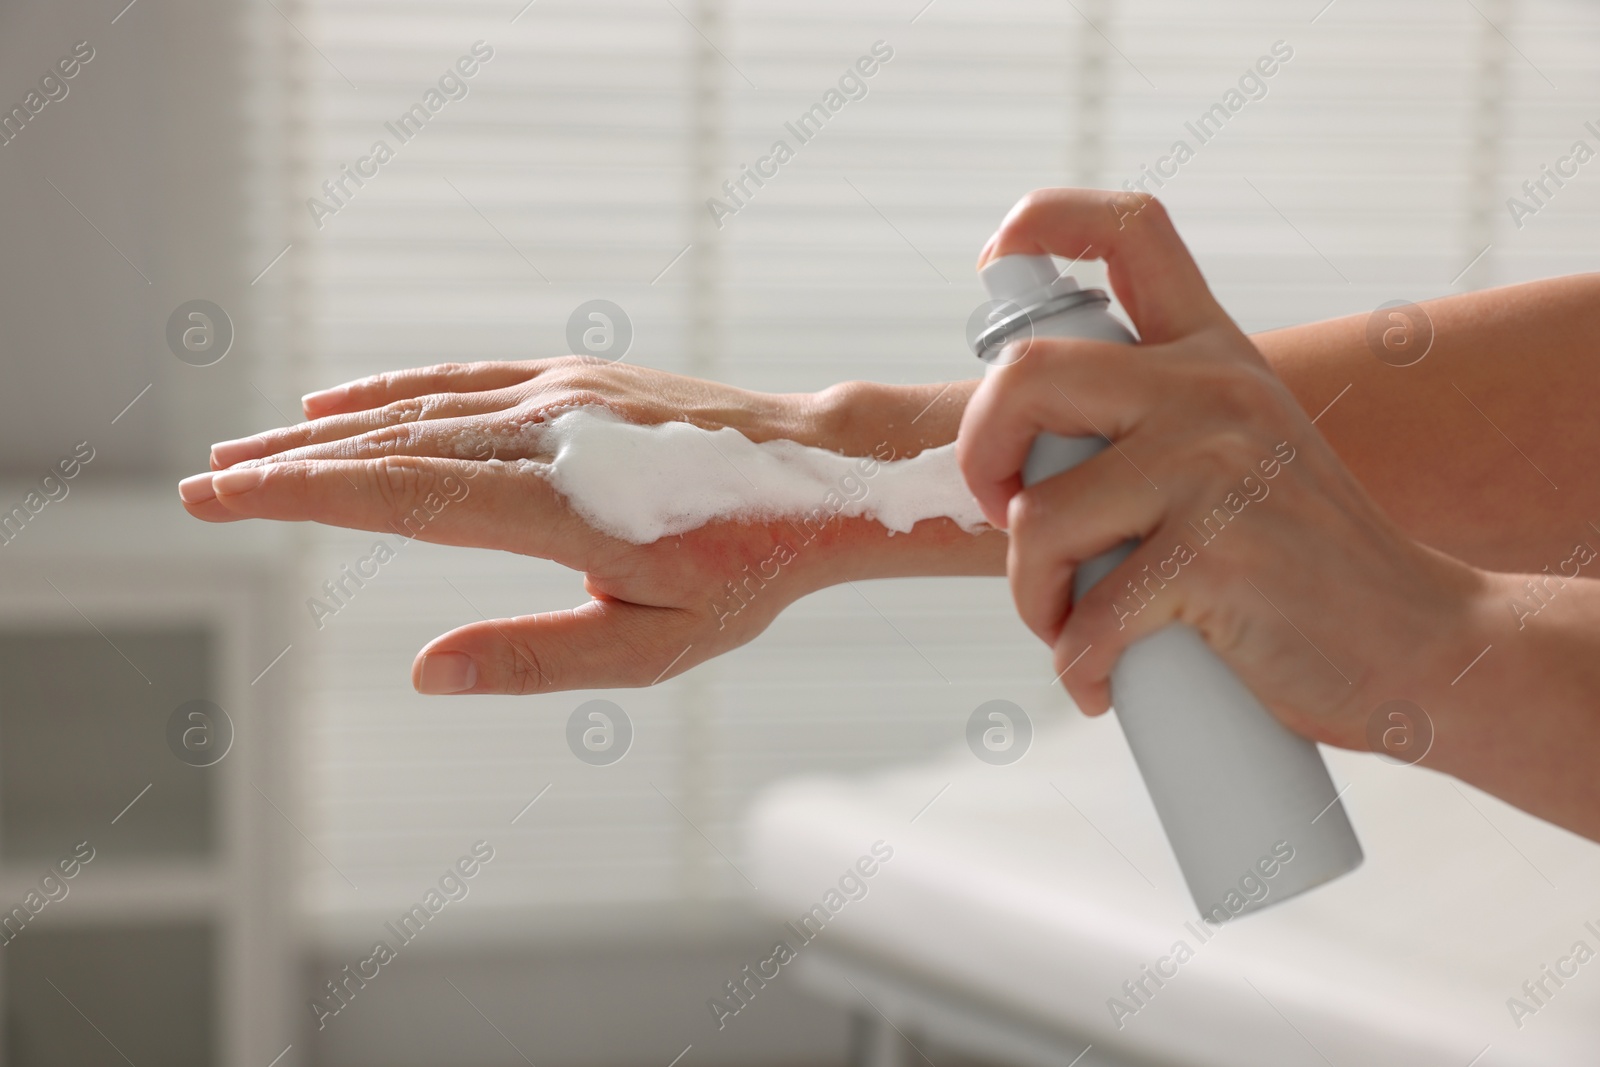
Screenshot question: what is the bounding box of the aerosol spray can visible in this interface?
[971,254,1363,920]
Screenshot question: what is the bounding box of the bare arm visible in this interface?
[1257,273,1600,574]
[1254,275,1600,838]
[850,272,1600,576]
[182,270,1600,836]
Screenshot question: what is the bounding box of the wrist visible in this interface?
[774,379,1005,593]
[806,379,976,458]
[1417,565,1509,773]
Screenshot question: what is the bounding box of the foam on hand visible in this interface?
[531,406,986,544]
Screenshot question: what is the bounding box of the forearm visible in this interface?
[1251,277,1600,833]
[809,272,1600,584]
[1257,274,1600,574]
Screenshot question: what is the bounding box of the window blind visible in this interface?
[291,0,1600,922]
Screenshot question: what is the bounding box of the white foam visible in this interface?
[531,406,986,544]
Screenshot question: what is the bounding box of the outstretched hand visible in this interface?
[180,360,829,693]
[180,359,999,695]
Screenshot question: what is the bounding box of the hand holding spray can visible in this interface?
[971,254,1363,920]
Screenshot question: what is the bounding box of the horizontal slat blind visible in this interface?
[301,0,712,915]
[294,0,1600,918]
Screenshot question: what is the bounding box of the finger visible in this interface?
[1054,525,1198,715]
[979,188,1228,344]
[1005,447,1166,643]
[212,389,522,469]
[177,480,247,522]
[183,456,597,569]
[301,360,546,419]
[956,335,1165,526]
[414,598,703,695]
[232,410,535,468]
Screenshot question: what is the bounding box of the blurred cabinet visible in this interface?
[5,925,215,1067]
[0,490,298,1067]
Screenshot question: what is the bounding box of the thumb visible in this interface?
[413,598,702,695]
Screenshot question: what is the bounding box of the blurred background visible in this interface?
[0,0,1597,1064]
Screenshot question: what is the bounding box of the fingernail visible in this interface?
[977,231,999,264]
[210,435,264,468]
[302,385,347,413]
[212,466,266,495]
[417,652,477,695]
[178,472,216,504]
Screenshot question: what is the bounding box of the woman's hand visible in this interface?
[180,358,1002,694]
[957,189,1495,754]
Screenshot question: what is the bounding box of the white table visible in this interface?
[742,712,1600,1067]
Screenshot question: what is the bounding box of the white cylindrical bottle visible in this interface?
[973,254,1362,920]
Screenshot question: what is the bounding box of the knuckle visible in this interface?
[1211,365,1276,419]
[544,388,609,415]
[378,397,427,426]
[364,423,417,457]
[1009,336,1052,369]
[1012,188,1053,221]
[1125,192,1169,226]
[268,460,311,492]
[416,392,459,418]
[550,354,607,377]
[536,358,617,405]
[558,369,604,394]
[1103,190,1157,228]
[280,422,319,450]
[1168,359,1280,436]
[1135,193,1170,224]
[1007,488,1048,543]
[1108,188,1155,212]
[369,456,426,511]
[367,370,404,396]
[1187,599,1250,660]
[506,639,552,694]
[1004,336,1071,377]
[1068,580,1133,648]
[1190,426,1259,477]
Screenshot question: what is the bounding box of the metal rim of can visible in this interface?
[971,288,1113,362]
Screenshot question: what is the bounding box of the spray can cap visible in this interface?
[971,254,1110,363]
[979,254,1080,305]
